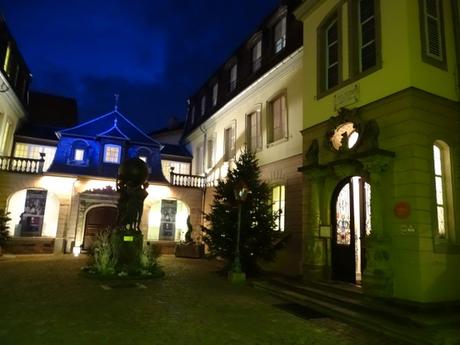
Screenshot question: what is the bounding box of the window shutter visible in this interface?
[424,0,443,60]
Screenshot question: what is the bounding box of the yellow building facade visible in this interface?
[295,0,460,303]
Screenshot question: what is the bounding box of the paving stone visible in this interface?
[0,255,407,345]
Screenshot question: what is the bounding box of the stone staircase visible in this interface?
[253,277,460,345]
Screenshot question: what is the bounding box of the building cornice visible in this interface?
[293,0,325,20]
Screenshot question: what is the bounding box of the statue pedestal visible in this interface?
[112,228,143,274]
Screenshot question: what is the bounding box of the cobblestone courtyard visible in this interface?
[0,255,403,345]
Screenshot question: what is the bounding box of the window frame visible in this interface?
[267,91,288,146]
[206,136,215,170]
[274,17,287,54]
[419,0,447,69]
[317,9,343,98]
[245,106,262,153]
[229,64,238,92]
[212,82,218,107]
[195,142,204,175]
[272,185,286,232]
[432,140,456,246]
[200,95,206,117]
[223,123,236,162]
[68,140,89,166]
[252,40,262,73]
[103,144,122,164]
[349,0,382,77]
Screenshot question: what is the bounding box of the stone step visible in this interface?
[267,278,425,327]
[254,280,435,345]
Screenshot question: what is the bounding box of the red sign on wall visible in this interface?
[394,201,411,219]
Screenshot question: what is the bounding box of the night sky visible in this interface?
[0,0,279,132]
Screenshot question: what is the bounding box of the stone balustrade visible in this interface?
[0,155,45,174]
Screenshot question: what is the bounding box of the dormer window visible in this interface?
[200,95,206,117]
[229,64,237,92]
[252,40,262,72]
[103,144,121,164]
[274,17,287,53]
[3,43,11,77]
[69,140,89,166]
[212,82,218,106]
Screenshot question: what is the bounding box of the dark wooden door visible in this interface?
[331,179,356,283]
[83,206,117,250]
[331,176,371,284]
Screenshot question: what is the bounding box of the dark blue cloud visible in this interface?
[0,0,278,131]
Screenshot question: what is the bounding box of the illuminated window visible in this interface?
[162,160,191,181]
[14,143,56,171]
[420,0,445,65]
[274,17,286,53]
[212,83,218,106]
[272,185,285,232]
[229,64,237,92]
[224,125,235,161]
[246,111,261,152]
[103,144,121,163]
[252,40,262,72]
[74,149,85,161]
[268,93,287,144]
[69,140,89,165]
[433,141,454,239]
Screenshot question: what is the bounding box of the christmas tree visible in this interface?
[204,149,280,274]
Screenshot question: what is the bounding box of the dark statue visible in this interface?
[305,139,319,166]
[113,157,149,273]
[116,158,149,231]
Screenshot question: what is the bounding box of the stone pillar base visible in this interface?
[362,271,393,298]
[228,271,246,284]
[302,264,328,282]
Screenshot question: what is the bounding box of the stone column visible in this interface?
[302,166,329,281]
[359,154,393,297]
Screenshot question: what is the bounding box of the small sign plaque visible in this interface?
[123,236,134,242]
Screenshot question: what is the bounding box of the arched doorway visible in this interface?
[83,206,117,250]
[7,188,60,238]
[331,176,371,284]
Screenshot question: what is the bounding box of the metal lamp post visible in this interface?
[229,180,248,283]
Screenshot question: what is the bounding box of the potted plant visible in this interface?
[0,209,11,256]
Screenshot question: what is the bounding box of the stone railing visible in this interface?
[170,168,206,189]
[0,154,45,174]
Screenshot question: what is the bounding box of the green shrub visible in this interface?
[93,228,116,275]
[0,209,11,248]
[140,242,161,273]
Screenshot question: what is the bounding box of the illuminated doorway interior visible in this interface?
[147,199,189,242]
[332,176,371,284]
